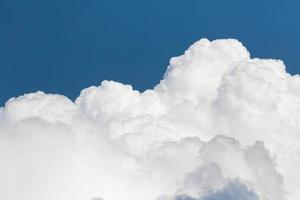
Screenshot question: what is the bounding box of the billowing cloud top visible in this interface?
[0,39,299,200]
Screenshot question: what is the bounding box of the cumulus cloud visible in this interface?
[175,180,259,200]
[0,38,299,200]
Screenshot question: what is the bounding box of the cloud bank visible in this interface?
[0,38,299,200]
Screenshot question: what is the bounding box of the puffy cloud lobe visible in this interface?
[4,91,78,124]
[0,38,298,200]
[156,39,250,103]
[158,136,282,200]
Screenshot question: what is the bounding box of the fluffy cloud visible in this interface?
[0,38,299,200]
[175,180,259,200]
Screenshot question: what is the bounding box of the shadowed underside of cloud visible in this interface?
[0,38,299,200]
[176,181,258,200]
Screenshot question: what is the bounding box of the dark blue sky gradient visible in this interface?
[0,0,299,104]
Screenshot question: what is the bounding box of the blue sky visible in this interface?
[0,0,299,104]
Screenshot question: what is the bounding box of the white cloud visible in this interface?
[0,38,299,200]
